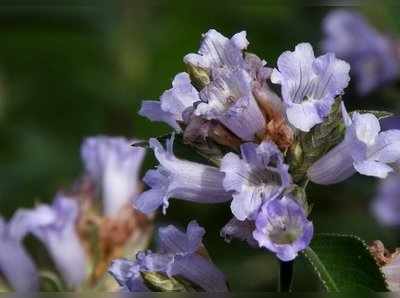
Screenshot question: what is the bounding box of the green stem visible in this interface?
[278,260,294,292]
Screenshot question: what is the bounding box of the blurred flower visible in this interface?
[220,140,291,221]
[271,43,350,132]
[322,10,399,95]
[133,135,231,214]
[139,73,200,132]
[308,103,400,184]
[0,215,39,291]
[372,173,400,226]
[81,136,146,217]
[77,136,152,287]
[253,196,313,262]
[109,221,228,292]
[12,195,87,289]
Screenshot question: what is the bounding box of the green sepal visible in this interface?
[141,272,199,292]
[288,97,346,183]
[185,63,210,90]
[352,110,393,120]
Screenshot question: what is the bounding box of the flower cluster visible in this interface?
[0,136,151,291]
[134,28,400,269]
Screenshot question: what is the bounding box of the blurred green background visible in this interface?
[1,0,400,291]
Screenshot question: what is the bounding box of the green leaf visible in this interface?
[352,110,393,120]
[302,234,388,292]
[288,98,346,183]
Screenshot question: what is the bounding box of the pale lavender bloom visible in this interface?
[271,43,350,132]
[133,135,231,215]
[81,136,145,216]
[372,173,400,226]
[0,216,39,291]
[184,29,248,70]
[308,103,400,184]
[139,73,200,132]
[253,196,313,262]
[13,196,87,288]
[109,221,228,292]
[195,68,266,141]
[323,10,399,95]
[220,140,291,221]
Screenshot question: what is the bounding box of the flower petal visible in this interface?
[0,217,39,291]
[134,136,231,214]
[353,160,393,179]
[157,220,205,255]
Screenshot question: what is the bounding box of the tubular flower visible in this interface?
[271,43,350,132]
[184,29,248,70]
[133,135,231,214]
[109,221,228,292]
[253,196,313,261]
[195,68,266,141]
[13,196,88,288]
[220,140,291,221]
[308,104,400,184]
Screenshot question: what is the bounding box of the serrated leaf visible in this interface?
[288,98,346,183]
[302,234,388,292]
[352,110,394,120]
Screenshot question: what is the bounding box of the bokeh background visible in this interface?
[1,0,400,291]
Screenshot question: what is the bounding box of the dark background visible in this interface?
[1,0,400,291]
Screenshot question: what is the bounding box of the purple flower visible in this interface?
[133,135,231,214]
[372,173,400,227]
[109,221,228,292]
[271,43,350,132]
[13,196,87,288]
[81,136,146,216]
[0,216,39,291]
[139,73,200,132]
[220,140,291,221]
[322,10,399,95]
[195,68,266,141]
[308,103,400,184]
[184,29,248,70]
[253,196,314,262]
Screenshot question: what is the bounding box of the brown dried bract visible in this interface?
[369,240,400,267]
[76,195,152,285]
[253,83,294,150]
